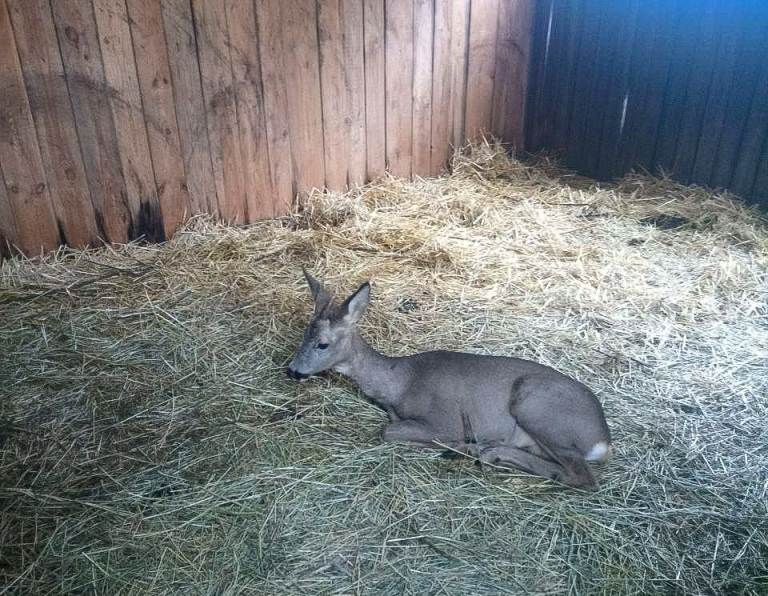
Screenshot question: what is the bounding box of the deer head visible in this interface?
[287,270,370,380]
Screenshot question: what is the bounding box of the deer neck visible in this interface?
[333,333,407,407]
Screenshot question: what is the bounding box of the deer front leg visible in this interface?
[382,420,436,444]
[382,421,479,457]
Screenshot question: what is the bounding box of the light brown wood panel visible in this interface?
[0,0,59,254]
[317,0,366,190]
[226,0,274,219]
[127,0,191,238]
[318,0,350,191]
[385,0,414,178]
[451,0,471,149]
[255,0,294,213]
[491,0,533,147]
[318,0,367,190]
[52,0,131,244]
[363,0,386,180]
[192,0,246,223]
[412,0,434,176]
[160,0,218,216]
[280,0,325,194]
[8,0,98,248]
[430,0,454,174]
[465,0,501,141]
[1,0,535,256]
[93,0,164,242]
[342,0,367,187]
[0,166,17,255]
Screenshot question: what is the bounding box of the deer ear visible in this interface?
[339,282,370,324]
[303,268,331,312]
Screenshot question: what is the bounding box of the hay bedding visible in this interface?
[1,142,767,594]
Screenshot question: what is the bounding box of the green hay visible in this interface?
[1,141,767,594]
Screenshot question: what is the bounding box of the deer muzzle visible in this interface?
[286,367,310,381]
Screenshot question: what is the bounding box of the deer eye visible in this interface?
[316,342,329,350]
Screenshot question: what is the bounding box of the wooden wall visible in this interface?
[0,0,533,256]
[525,0,768,207]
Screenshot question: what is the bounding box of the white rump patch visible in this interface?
[585,441,610,462]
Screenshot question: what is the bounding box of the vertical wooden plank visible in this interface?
[279,0,325,194]
[651,1,701,175]
[0,0,59,254]
[430,0,453,173]
[568,4,621,176]
[530,0,565,152]
[8,0,99,248]
[574,1,624,177]
[596,0,640,178]
[317,0,366,190]
[364,0,386,180]
[450,0,470,150]
[160,0,218,216]
[613,0,692,174]
[255,0,293,213]
[633,1,682,171]
[584,0,639,179]
[710,4,766,191]
[93,0,164,242]
[0,166,18,256]
[318,0,350,191]
[52,0,131,244]
[411,0,434,176]
[671,0,723,184]
[690,4,741,186]
[192,0,246,223]
[730,62,768,198]
[385,0,414,177]
[342,0,367,188]
[564,0,607,172]
[522,0,551,151]
[127,0,192,238]
[746,5,768,204]
[614,0,665,174]
[491,0,534,149]
[545,0,581,153]
[465,0,499,142]
[191,1,247,222]
[318,0,367,190]
[751,133,768,206]
[226,0,274,219]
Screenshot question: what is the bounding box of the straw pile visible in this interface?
[1,142,766,594]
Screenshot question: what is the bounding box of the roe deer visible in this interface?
[287,271,612,489]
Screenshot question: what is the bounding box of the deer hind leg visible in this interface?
[540,445,598,489]
[479,419,597,488]
[495,412,598,489]
[477,445,576,486]
[510,421,598,489]
[507,378,609,489]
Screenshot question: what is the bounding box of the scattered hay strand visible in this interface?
[1,141,767,594]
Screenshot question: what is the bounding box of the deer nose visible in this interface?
[287,367,309,381]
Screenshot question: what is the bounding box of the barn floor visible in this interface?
[1,143,767,594]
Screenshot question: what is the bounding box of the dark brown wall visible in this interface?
[526,0,768,207]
